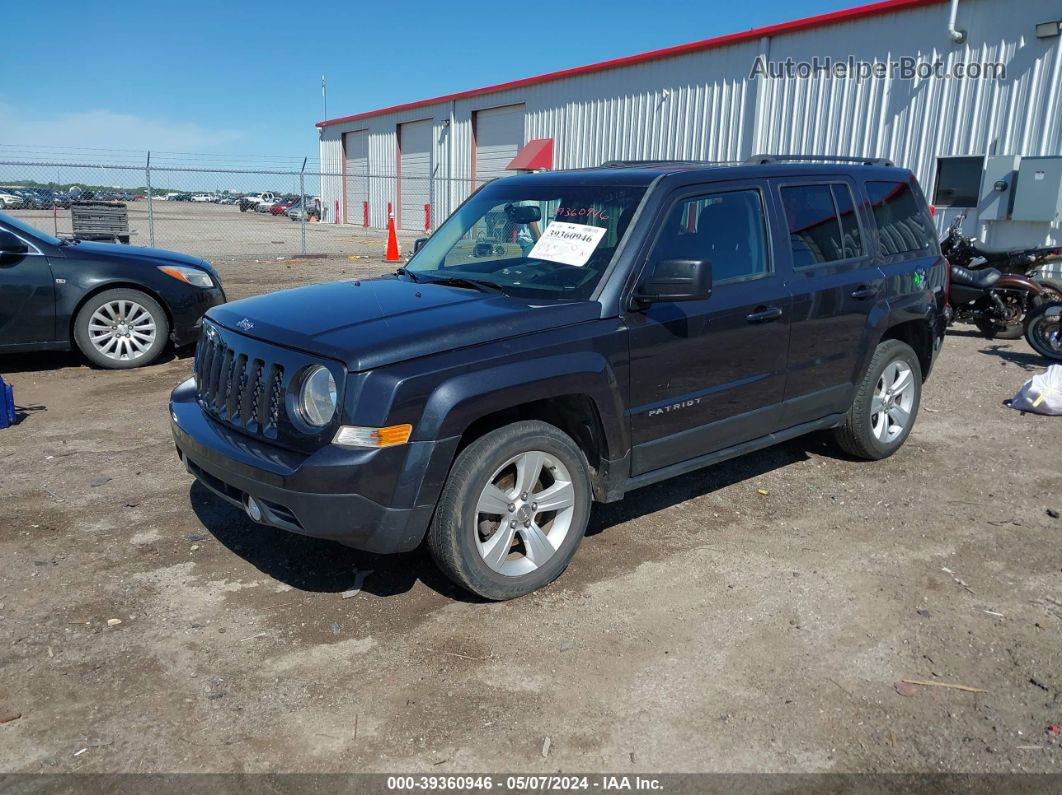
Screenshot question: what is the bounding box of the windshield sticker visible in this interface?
[529,222,607,267]
[556,206,610,221]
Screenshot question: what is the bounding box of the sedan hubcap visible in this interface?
[871,359,914,444]
[88,300,157,361]
[475,450,576,576]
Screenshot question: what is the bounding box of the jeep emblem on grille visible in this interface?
[237,318,254,332]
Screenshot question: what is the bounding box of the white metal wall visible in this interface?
[320,0,1062,244]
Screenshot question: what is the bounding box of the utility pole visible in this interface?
[321,75,328,121]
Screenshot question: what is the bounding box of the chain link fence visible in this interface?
[0,158,489,260]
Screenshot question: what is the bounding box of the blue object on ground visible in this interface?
[0,375,14,428]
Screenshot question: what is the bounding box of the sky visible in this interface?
[2,0,860,168]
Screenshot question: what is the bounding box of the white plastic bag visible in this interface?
[1010,365,1062,415]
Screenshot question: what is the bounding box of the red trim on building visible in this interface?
[507,138,553,171]
[316,0,944,128]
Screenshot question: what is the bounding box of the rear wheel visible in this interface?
[427,420,592,600]
[73,288,169,369]
[833,339,922,460]
[1034,276,1062,296]
[975,288,1059,340]
[1024,301,1062,361]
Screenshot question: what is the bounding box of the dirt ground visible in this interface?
[1,256,1060,775]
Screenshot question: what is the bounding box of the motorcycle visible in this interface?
[941,211,1062,284]
[1023,300,1062,361]
[941,214,1062,339]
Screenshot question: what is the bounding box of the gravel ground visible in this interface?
[1,256,1060,774]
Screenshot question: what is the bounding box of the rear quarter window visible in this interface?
[866,180,935,257]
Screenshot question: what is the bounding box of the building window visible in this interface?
[933,156,984,207]
[866,180,935,256]
[780,184,864,267]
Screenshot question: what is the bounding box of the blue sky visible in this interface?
[3,0,858,165]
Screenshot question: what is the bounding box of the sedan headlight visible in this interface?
[158,265,214,288]
[298,365,337,427]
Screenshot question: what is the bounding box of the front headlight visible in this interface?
[159,265,214,288]
[298,365,337,427]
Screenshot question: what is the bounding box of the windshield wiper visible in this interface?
[58,237,81,246]
[395,266,419,282]
[421,275,504,294]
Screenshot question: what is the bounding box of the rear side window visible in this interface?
[780,184,864,267]
[866,180,935,256]
[649,189,769,283]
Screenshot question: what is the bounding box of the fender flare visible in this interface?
[416,351,628,459]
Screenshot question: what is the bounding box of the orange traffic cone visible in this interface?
[385,213,401,263]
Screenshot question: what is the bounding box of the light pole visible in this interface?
[321,75,327,121]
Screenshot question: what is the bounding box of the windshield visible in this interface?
[0,212,60,247]
[406,181,647,300]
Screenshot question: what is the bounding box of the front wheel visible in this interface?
[73,289,169,369]
[427,421,592,600]
[833,339,922,460]
[1024,301,1062,361]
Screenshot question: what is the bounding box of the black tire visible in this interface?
[73,288,170,369]
[1023,301,1062,361]
[975,318,1023,340]
[427,420,592,601]
[833,339,922,460]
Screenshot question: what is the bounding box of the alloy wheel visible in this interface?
[475,450,576,576]
[870,360,915,443]
[88,299,157,362]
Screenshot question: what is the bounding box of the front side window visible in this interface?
[781,183,864,267]
[866,180,935,256]
[648,189,769,283]
[407,181,646,300]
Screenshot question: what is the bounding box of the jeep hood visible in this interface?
[206,275,601,371]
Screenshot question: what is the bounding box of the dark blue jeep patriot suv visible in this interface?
[171,156,946,599]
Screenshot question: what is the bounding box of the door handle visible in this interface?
[850,285,880,300]
[746,306,784,323]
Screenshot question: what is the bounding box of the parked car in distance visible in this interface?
[239,192,275,212]
[191,193,213,203]
[0,192,24,210]
[0,212,226,369]
[286,197,321,221]
[270,196,298,216]
[172,157,947,599]
[256,194,286,213]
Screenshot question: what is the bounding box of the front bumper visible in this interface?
[171,285,227,348]
[170,378,457,553]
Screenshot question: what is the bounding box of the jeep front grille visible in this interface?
[195,330,284,438]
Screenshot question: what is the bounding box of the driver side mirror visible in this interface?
[413,237,428,254]
[634,259,712,303]
[0,230,29,264]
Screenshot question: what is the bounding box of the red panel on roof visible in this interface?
[507,139,553,171]
[317,0,945,128]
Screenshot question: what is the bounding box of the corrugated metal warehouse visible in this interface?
[317,0,1062,247]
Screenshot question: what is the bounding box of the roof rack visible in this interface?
[599,159,741,168]
[745,154,894,167]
